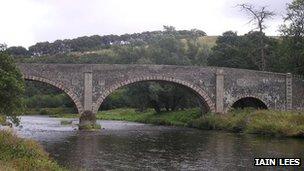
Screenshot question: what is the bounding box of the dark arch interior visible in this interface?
[232,97,267,110]
[24,80,78,114]
[99,80,210,114]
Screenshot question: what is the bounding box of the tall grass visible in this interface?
[0,130,65,171]
[190,109,304,137]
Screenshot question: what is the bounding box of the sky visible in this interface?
[0,0,292,48]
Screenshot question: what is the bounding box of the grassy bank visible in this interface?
[0,130,65,171]
[49,107,304,138]
[190,109,304,137]
[99,108,201,126]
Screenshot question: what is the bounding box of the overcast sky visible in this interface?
[0,0,291,48]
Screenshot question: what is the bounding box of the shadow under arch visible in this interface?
[230,96,268,110]
[93,76,215,114]
[23,75,84,114]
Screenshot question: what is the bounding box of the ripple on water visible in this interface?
[13,116,304,171]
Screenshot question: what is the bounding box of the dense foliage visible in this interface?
[279,0,304,75]
[0,49,24,124]
[208,31,278,71]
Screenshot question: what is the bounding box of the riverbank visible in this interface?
[190,109,304,137]
[47,108,304,137]
[0,129,65,171]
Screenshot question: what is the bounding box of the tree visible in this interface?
[0,43,7,51]
[243,31,278,71]
[208,31,277,71]
[208,31,249,69]
[280,0,304,75]
[238,3,275,70]
[0,46,24,124]
[163,25,176,33]
[6,46,28,56]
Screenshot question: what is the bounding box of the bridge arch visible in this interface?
[93,76,215,113]
[228,95,269,111]
[23,75,84,114]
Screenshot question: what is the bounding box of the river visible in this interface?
[14,116,304,170]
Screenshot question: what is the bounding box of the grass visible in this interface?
[197,36,218,47]
[0,130,65,171]
[98,108,201,126]
[0,115,6,125]
[190,108,304,137]
[78,123,101,130]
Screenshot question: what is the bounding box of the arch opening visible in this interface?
[23,76,83,114]
[96,79,213,115]
[231,97,268,110]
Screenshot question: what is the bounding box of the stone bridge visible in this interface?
[17,63,304,127]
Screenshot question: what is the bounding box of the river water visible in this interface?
[14,116,304,170]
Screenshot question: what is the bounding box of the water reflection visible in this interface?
[17,116,304,170]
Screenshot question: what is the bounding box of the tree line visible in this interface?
[6,27,206,57]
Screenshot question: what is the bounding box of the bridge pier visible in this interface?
[79,71,99,130]
[79,110,99,130]
[84,71,93,112]
[216,69,224,113]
